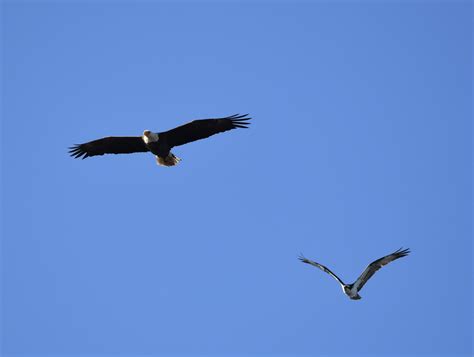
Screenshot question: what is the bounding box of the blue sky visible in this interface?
[2,1,472,356]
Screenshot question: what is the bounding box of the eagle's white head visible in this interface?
[142,130,159,144]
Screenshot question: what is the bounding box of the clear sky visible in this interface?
[2,1,472,356]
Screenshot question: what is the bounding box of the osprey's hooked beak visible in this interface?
[143,130,151,137]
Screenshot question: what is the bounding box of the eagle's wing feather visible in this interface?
[69,136,149,159]
[160,114,251,148]
[299,255,346,286]
[352,248,410,292]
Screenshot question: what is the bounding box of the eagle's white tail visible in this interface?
[155,153,181,167]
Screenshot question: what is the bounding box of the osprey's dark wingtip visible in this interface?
[298,254,310,264]
[398,247,411,256]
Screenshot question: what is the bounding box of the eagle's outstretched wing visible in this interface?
[352,248,410,292]
[160,114,251,148]
[299,255,346,286]
[69,136,149,159]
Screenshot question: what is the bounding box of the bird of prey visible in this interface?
[69,114,251,166]
[299,248,410,300]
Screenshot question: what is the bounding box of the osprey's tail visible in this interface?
[155,153,181,167]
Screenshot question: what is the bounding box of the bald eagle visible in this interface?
[69,114,251,166]
[299,248,410,300]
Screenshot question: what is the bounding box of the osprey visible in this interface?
[299,248,410,300]
[69,114,251,166]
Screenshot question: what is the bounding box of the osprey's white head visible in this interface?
[142,130,159,144]
[344,285,361,300]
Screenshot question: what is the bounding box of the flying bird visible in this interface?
[299,248,410,300]
[69,114,251,166]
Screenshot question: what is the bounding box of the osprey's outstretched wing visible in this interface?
[69,136,149,159]
[352,248,410,292]
[299,255,346,286]
[160,114,251,148]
